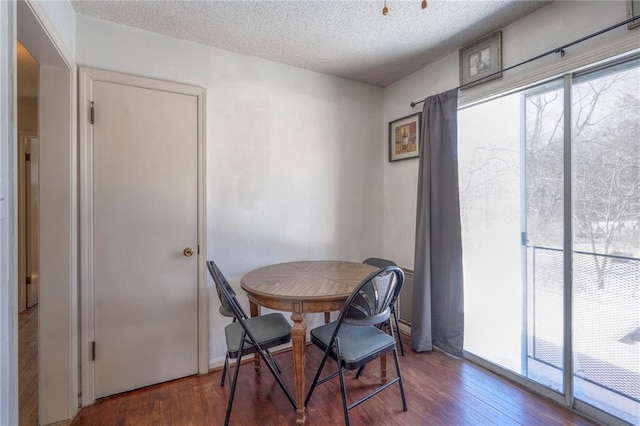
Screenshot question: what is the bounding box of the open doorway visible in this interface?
[17,40,39,426]
[13,1,78,424]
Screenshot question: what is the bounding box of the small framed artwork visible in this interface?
[389,112,421,162]
[459,30,502,88]
[628,0,640,29]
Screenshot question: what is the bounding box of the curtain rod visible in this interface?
[409,16,639,108]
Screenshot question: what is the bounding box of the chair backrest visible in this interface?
[363,257,397,269]
[206,260,248,319]
[339,266,404,328]
[363,258,402,305]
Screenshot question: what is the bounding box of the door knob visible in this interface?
[183,247,194,257]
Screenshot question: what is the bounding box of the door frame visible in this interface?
[0,2,18,424]
[79,67,208,406]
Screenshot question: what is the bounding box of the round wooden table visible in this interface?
[241,260,377,425]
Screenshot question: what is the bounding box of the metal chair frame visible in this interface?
[304,266,408,425]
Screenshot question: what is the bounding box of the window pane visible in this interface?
[459,94,523,372]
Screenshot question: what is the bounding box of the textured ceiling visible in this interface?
[72,0,549,87]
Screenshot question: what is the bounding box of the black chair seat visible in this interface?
[310,322,395,370]
[225,313,291,358]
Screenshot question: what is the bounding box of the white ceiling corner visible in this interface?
[71,0,550,87]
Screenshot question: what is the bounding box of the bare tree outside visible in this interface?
[573,72,640,289]
[525,68,640,290]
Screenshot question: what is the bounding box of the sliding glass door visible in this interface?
[459,55,639,424]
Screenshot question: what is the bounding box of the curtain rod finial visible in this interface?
[410,101,416,108]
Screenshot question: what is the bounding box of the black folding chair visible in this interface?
[206,261,296,425]
[304,266,408,425]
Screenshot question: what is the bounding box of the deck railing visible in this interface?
[527,245,639,403]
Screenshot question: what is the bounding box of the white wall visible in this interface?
[382,0,637,269]
[75,15,385,366]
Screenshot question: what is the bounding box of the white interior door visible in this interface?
[17,133,39,312]
[92,79,199,398]
[17,135,27,314]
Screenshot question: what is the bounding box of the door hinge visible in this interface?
[90,101,95,124]
[26,276,31,285]
[25,153,31,162]
[91,341,96,361]
[521,232,528,246]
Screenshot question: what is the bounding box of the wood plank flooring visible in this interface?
[71,333,596,426]
[19,305,38,426]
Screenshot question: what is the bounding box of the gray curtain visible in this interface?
[411,88,464,357]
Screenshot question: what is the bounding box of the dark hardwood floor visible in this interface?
[71,333,596,426]
[19,305,38,426]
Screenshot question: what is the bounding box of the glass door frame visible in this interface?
[561,73,574,409]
